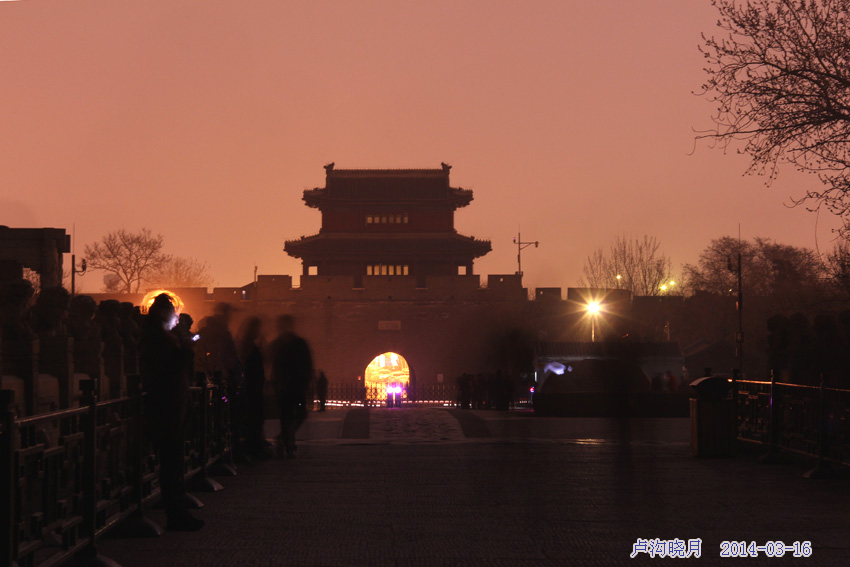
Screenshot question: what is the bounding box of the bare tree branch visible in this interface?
[580,235,674,296]
[84,228,168,293]
[699,0,850,233]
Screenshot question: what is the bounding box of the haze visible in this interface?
[1,0,840,292]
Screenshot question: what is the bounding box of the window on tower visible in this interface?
[365,213,409,225]
[366,264,409,276]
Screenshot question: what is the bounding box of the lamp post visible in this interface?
[658,280,676,341]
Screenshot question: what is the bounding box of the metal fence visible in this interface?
[736,378,850,469]
[0,377,231,567]
[315,382,531,409]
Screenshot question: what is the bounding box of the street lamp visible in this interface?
[71,255,87,296]
[586,301,600,342]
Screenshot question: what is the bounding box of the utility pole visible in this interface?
[513,229,539,277]
[736,252,743,379]
[727,252,743,399]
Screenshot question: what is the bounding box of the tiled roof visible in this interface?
[284,233,491,258]
[305,185,472,203]
[302,166,473,205]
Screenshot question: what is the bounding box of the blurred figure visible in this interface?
[196,303,241,386]
[195,303,244,458]
[174,313,198,387]
[316,370,328,411]
[238,316,270,458]
[96,299,124,399]
[27,285,67,338]
[664,370,679,393]
[139,294,204,531]
[456,373,472,410]
[118,302,140,375]
[268,314,313,458]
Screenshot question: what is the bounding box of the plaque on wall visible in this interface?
[378,320,402,331]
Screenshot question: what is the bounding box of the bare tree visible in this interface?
[581,235,673,296]
[84,228,168,293]
[821,239,850,299]
[699,0,850,231]
[146,256,215,289]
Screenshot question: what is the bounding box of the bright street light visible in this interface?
[585,301,601,341]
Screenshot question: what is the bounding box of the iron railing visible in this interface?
[736,377,850,468]
[0,378,230,567]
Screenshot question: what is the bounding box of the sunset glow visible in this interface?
[1,1,840,292]
[140,289,184,315]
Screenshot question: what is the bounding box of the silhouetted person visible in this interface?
[27,285,68,338]
[119,302,140,375]
[174,313,198,388]
[664,370,679,393]
[269,314,313,458]
[196,303,241,386]
[70,294,102,379]
[139,294,204,531]
[238,316,269,457]
[196,303,243,457]
[457,373,472,409]
[96,300,124,398]
[316,370,328,411]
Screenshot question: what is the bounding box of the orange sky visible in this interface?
[1,1,842,292]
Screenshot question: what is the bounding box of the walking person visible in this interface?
[316,370,328,411]
[268,314,313,458]
[238,316,270,458]
[139,294,204,531]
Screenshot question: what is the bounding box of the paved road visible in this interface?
[97,408,850,566]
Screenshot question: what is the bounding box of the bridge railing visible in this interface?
[736,378,850,468]
[0,377,230,567]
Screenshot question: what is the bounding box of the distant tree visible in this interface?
[699,0,850,232]
[580,235,674,296]
[821,239,850,299]
[84,228,168,293]
[683,236,823,302]
[145,256,215,289]
[103,274,123,293]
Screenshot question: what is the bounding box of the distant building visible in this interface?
[284,163,491,285]
[81,165,701,395]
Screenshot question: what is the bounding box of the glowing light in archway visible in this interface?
[140,289,185,314]
[364,352,410,401]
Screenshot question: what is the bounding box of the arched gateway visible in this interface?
[364,352,410,404]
